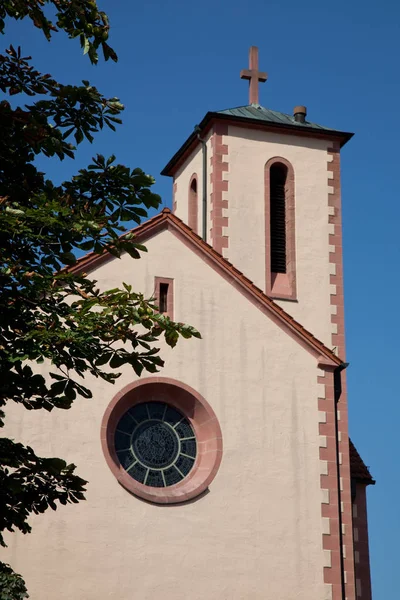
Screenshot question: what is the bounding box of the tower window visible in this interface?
[265,157,296,300]
[188,175,198,233]
[154,277,174,318]
[270,163,287,274]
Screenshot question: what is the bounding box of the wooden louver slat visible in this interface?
[270,167,287,274]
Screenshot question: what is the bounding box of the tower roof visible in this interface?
[161,104,353,177]
[217,103,347,134]
[162,46,353,176]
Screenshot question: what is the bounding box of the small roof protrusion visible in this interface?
[293,105,307,124]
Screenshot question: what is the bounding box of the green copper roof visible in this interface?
[161,104,353,176]
[217,104,340,132]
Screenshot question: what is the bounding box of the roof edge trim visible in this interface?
[65,209,342,367]
[161,112,353,177]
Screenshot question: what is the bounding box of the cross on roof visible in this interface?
[240,46,267,105]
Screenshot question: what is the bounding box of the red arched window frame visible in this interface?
[101,377,223,504]
[265,157,296,300]
[188,174,198,233]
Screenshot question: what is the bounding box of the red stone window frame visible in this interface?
[188,173,198,234]
[154,276,174,319]
[172,180,177,213]
[101,377,223,504]
[264,157,296,300]
[352,482,373,600]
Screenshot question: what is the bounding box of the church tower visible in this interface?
[162,46,352,352]
[5,47,374,600]
[161,47,374,599]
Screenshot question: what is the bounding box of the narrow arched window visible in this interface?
[270,163,288,274]
[265,158,296,300]
[188,175,198,233]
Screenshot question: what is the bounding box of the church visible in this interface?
[6,47,374,599]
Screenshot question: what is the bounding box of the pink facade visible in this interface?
[4,49,374,600]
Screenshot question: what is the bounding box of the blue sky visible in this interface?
[4,0,400,597]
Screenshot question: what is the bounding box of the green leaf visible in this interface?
[132,243,148,252]
[75,384,92,399]
[95,353,111,367]
[110,354,126,369]
[83,38,90,56]
[50,373,65,381]
[102,43,118,63]
[62,126,75,140]
[123,246,140,259]
[51,381,67,396]
[75,129,84,144]
[79,240,95,251]
[165,329,179,348]
[42,458,67,473]
[61,252,77,265]
[64,380,76,401]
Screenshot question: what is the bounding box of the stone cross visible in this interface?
[240,46,267,105]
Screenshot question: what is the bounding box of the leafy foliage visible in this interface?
[0,563,27,600]
[0,0,117,64]
[0,2,200,597]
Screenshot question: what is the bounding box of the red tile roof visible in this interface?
[350,440,375,484]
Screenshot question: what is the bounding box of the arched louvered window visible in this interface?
[188,175,198,233]
[270,163,288,274]
[265,158,296,299]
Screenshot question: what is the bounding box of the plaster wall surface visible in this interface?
[227,125,334,348]
[173,133,212,241]
[5,229,327,600]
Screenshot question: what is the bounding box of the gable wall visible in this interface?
[5,230,331,600]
